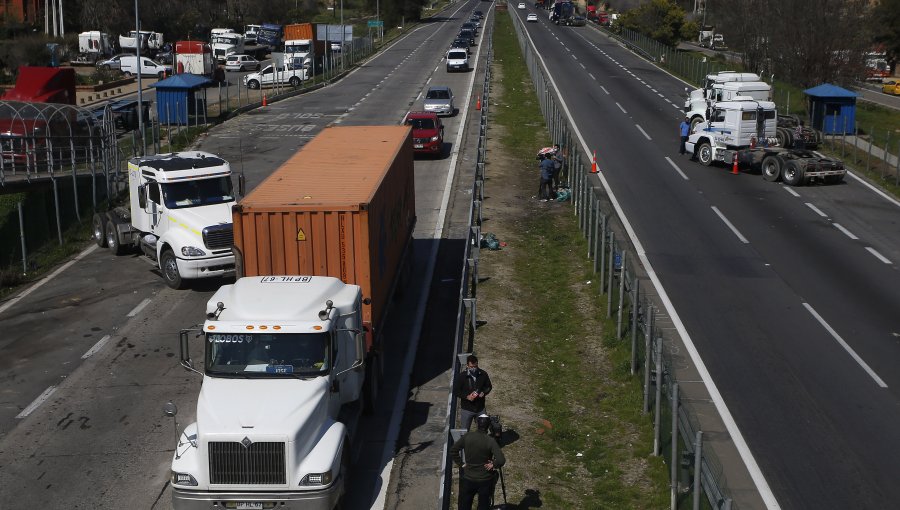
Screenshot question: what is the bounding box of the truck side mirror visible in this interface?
[179,329,203,376]
[238,173,246,197]
[138,184,146,209]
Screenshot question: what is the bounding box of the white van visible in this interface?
[120,55,173,79]
[446,49,469,72]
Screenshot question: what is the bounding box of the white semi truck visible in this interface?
[685,80,772,131]
[211,32,245,64]
[91,152,236,289]
[170,276,363,509]
[685,99,845,185]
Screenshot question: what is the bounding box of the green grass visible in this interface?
[489,14,671,508]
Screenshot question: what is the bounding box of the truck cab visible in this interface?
[685,80,772,131]
[93,152,236,288]
[211,32,245,64]
[284,39,314,69]
[171,275,365,510]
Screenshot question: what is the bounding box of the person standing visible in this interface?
[538,154,555,202]
[454,355,493,430]
[679,116,691,155]
[550,144,564,192]
[450,414,506,510]
[794,121,806,150]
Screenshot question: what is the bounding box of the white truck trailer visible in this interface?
[685,99,845,185]
[170,276,364,509]
[91,152,236,289]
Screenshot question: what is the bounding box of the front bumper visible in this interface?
[172,482,342,510]
[424,105,453,116]
[175,251,235,279]
[446,63,468,71]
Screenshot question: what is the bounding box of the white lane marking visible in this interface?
[127,298,152,318]
[0,244,98,317]
[847,171,900,208]
[650,88,658,93]
[589,73,596,80]
[832,223,859,240]
[600,85,609,95]
[615,102,627,114]
[783,186,801,197]
[865,247,892,264]
[711,206,750,244]
[805,203,828,218]
[16,386,57,419]
[657,93,665,98]
[82,335,111,359]
[521,23,781,509]
[671,103,680,109]
[579,62,586,69]
[635,124,652,140]
[665,156,689,180]
[803,303,888,387]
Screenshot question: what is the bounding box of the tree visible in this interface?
[617,0,693,47]
[872,0,900,71]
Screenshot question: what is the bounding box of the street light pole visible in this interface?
[135,0,145,155]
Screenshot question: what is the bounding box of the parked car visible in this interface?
[96,54,129,70]
[243,64,308,89]
[458,28,476,46]
[518,2,526,9]
[404,111,444,157]
[423,86,455,116]
[526,13,538,22]
[462,22,478,35]
[446,49,470,72]
[883,81,900,96]
[469,17,481,27]
[473,10,484,18]
[224,54,260,71]
[119,55,172,78]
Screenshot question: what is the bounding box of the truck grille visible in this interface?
[413,137,430,144]
[203,224,233,250]
[208,441,286,485]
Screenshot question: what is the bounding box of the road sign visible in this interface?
[367,20,384,27]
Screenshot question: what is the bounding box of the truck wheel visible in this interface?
[289,76,301,87]
[93,213,108,248]
[247,79,260,89]
[124,71,133,78]
[106,220,126,255]
[761,156,782,182]
[697,142,714,166]
[781,160,805,186]
[160,249,186,289]
[776,127,793,148]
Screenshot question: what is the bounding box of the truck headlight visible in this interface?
[300,470,333,486]
[181,246,206,257]
[171,472,198,486]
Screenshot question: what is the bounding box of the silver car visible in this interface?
[423,86,455,116]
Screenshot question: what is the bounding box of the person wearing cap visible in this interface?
[679,116,691,155]
[453,355,493,430]
[450,414,506,510]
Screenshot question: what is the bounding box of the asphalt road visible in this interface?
[515,7,900,510]
[0,1,489,508]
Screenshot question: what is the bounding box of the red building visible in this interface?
[0,0,42,25]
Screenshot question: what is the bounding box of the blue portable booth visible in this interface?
[803,84,857,135]
[152,73,212,125]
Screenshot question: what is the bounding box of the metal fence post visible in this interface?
[617,251,626,339]
[630,279,639,374]
[642,306,653,413]
[653,338,663,455]
[52,177,62,245]
[18,201,27,273]
[670,382,680,510]
[606,232,615,318]
[693,431,703,510]
[599,215,606,292]
[866,125,873,172]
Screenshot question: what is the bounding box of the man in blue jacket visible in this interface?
[679,116,691,155]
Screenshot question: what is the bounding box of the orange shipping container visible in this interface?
[232,125,416,347]
[284,23,314,40]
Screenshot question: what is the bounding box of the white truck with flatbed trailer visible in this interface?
[170,275,363,509]
[91,152,236,289]
[685,99,845,185]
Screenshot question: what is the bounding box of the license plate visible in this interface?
[235,503,264,510]
[414,144,424,149]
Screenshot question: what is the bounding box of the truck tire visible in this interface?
[289,76,301,87]
[160,249,186,289]
[696,142,714,166]
[776,127,793,148]
[689,116,703,133]
[761,156,782,182]
[247,79,260,89]
[782,160,805,186]
[93,213,108,248]
[106,219,126,255]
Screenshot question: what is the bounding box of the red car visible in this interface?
[404,111,444,157]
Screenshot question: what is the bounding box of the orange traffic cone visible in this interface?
[590,150,598,173]
[731,153,739,175]
[476,95,481,110]
[262,94,268,107]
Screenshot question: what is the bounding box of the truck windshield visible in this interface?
[160,176,234,209]
[285,42,311,53]
[205,332,330,377]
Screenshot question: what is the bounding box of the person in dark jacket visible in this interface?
[450,414,506,510]
[538,154,555,201]
[454,355,493,430]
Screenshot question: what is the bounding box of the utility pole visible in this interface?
[135,0,146,156]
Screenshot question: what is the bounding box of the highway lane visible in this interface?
[514,7,900,509]
[0,1,487,507]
